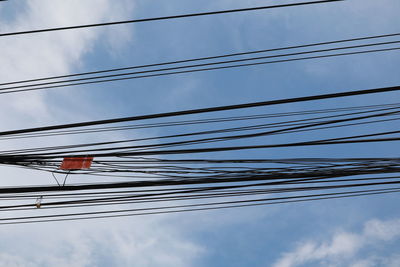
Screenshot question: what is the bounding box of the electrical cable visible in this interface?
[0,0,344,37]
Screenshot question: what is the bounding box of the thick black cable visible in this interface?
[5,105,397,155]
[3,181,400,211]
[12,108,398,157]
[0,85,398,137]
[2,189,398,225]
[4,102,398,141]
[1,162,400,194]
[3,172,398,200]
[18,129,399,159]
[0,188,397,225]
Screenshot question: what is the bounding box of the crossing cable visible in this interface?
[2,102,399,141]
[0,148,399,225]
[1,164,400,200]
[3,105,398,155]
[0,85,398,137]
[1,163,398,199]
[1,158,400,194]
[28,175,400,207]
[6,127,395,161]
[7,107,399,157]
[0,159,398,224]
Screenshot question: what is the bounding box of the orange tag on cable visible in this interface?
[60,156,93,170]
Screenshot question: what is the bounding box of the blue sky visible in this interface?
[0,0,399,266]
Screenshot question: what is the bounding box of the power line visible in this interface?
[0,188,399,225]
[0,85,398,137]
[7,107,398,156]
[1,40,398,94]
[0,157,398,224]
[1,157,400,194]
[2,102,398,141]
[0,0,344,37]
[2,32,398,87]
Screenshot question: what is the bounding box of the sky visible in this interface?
[0,0,399,266]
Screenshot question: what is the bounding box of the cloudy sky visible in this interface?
[0,0,399,266]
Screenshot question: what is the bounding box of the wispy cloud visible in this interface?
[0,0,134,123]
[0,218,204,267]
[0,2,207,266]
[273,217,400,267]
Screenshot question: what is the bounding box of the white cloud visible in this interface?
[0,218,204,267]
[0,0,134,124]
[273,218,400,267]
[0,0,135,176]
[364,218,400,241]
[0,1,398,266]
[0,2,205,267]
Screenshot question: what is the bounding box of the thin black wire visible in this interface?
[2,46,399,95]
[2,172,397,200]
[2,32,398,87]
[4,176,400,211]
[3,180,400,211]
[18,130,399,159]
[1,131,399,166]
[2,176,394,202]
[0,0,343,37]
[0,188,398,225]
[0,85,398,137]
[1,160,400,194]
[15,109,400,158]
[0,161,398,225]
[4,105,397,155]
[3,102,398,141]
[2,40,398,93]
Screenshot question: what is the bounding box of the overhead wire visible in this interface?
[1,0,399,225]
[2,101,399,141]
[1,188,399,225]
[2,32,398,87]
[2,104,398,155]
[0,86,398,224]
[0,85,398,137]
[1,45,399,94]
[0,0,344,37]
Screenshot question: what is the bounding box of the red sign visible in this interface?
[60,156,93,170]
